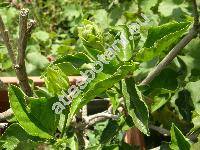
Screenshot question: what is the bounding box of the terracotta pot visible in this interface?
[0,76,145,149]
[124,127,145,150]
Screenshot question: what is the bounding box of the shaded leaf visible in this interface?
[0,123,39,150]
[185,80,200,110]
[100,119,121,144]
[175,90,194,122]
[28,97,59,135]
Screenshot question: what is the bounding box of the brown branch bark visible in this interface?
[140,27,199,86]
[0,16,16,65]
[149,124,170,136]
[0,123,8,129]
[0,9,36,121]
[85,111,118,127]
[15,8,33,96]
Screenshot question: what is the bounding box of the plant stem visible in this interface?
[140,0,200,86]
[0,16,16,65]
[0,9,36,121]
[140,27,199,85]
[0,108,13,121]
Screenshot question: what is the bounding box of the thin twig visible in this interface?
[0,123,8,129]
[187,128,200,141]
[149,124,170,136]
[17,8,29,67]
[0,9,36,121]
[140,1,200,86]
[0,16,16,65]
[82,105,88,120]
[15,8,33,96]
[85,111,118,127]
[140,27,199,85]
[0,108,13,121]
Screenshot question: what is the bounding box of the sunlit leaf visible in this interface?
[122,77,149,135]
[170,124,191,150]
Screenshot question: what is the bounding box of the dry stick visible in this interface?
[82,105,88,121]
[149,124,170,136]
[0,16,17,121]
[0,9,35,121]
[0,123,8,129]
[85,111,118,127]
[0,16,16,65]
[0,109,13,121]
[15,8,33,96]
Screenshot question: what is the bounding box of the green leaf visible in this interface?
[93,9,109,29]
[170,124,191,150]
[67,64,136,125]
[136,22,190,61]
[0,123,38,150]
[86,145,101,150]
[78,20,104,51]
[158,0,188,17]
[144,22,190,48]
[80,64,136,109]
[43,66,69,95]
[100,119,121,144]
[149,68,178,90]
[106,89,120,113]
[53,52,92,68]
[15,141,38,150]
[32,31,49,42]
[102,145,119,150]
[175,90,194,122]
[122,77,149,135]
[114,26,134,62]
[191,136,200,150]
[28,97,59,135]
[151,96,168,113]
[56,62,80,76]
[185,80,200,110]
[138,0,158,13]
[8,85,54,138]
[62,4,81,21]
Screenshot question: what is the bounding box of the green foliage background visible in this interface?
[0,0,200,149]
